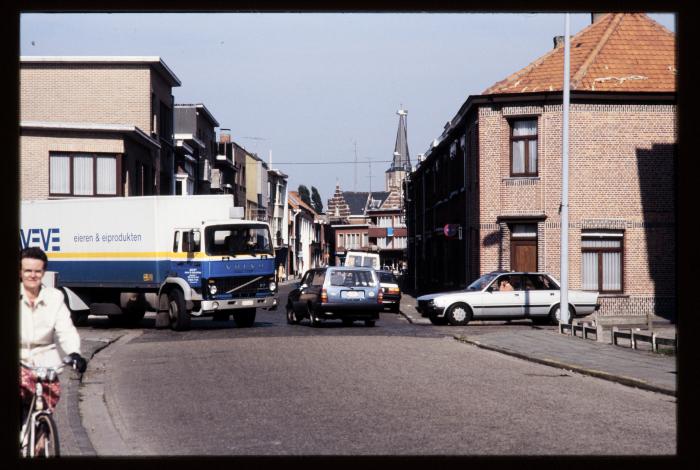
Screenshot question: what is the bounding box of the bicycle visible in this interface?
[19,356,80,458]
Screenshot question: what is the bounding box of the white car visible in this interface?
[416,271,600,326]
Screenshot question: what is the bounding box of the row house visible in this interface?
[20,56,181,199]
[327,185,407,269]
[213,128,239,197]
[287,191,325,277]
[405,13,676,320]
[245,152,269,221]
[326,108,412,270]
[174,103,220,195]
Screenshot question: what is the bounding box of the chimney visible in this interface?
[220,128,231,143]
[591,13,607,24]
[553,35,564,49]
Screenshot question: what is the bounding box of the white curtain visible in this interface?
[581,252,598,290]
[96,157,116,195]
[50,155,70,194]
[512,119,537,136]
[602,252,621,291]
[512,141,525,173]
[528,139,537,173]
[73,156,93,195]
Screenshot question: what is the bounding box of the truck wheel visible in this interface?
[212,313,230,322]
[168,289,191,331]
[233,309,256,328]
[70,311,89,327]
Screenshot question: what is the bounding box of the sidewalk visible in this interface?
[52,331,125,456]
[398,292,677,396]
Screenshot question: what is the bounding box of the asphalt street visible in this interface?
[56,284,676,456]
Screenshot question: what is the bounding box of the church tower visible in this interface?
[385,108,411,193]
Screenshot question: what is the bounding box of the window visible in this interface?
[49,153,118,196]
[581,232,623,293]
[510,119,538,176]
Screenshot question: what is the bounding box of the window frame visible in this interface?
[509,117,539,177]
[581,234,624,294]
[49,152,121,197]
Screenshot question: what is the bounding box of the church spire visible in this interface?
[392,108,411,171]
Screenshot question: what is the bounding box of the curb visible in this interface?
[453,335,676,397]
[79,331,144,456]
[55,333,126,456]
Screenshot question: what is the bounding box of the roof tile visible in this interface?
[483,13,675,95]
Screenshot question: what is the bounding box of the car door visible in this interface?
[481,275,525,317]
[292,270,314,314]
[522,274,552,317]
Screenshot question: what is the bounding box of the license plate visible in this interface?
[341,290,364,299]
[241,300,254,306]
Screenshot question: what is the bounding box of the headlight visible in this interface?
[209,284,218,295]
[269,281,277,292]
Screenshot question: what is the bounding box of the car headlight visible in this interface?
[209,284,218,295]
[269,281,277,292]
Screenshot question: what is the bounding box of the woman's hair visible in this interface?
[20,247,48,269]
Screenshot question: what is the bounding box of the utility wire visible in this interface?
[271,160,392,165]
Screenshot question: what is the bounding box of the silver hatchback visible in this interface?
[286,267,383,327]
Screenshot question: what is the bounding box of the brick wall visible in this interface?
[20,132,124,200]
[21,64,152,132]
[478,102,676,317]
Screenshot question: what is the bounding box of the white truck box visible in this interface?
[20,195,278,330]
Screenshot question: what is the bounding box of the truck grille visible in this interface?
[206,276,270,299]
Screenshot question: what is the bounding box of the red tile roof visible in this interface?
[483,13,676,95]
[288,190,318,215]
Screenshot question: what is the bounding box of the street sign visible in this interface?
[443,224,460,238]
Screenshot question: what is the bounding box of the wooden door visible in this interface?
[511,239,537,272]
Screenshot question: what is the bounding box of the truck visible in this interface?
[344,251,380,269]
[20,195,279,331]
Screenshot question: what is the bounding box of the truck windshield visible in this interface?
[205,224,273,256]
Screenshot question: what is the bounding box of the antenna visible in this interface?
[353,140,358,191]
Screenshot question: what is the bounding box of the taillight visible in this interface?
[321,288,328,303]
[378,290,383,304]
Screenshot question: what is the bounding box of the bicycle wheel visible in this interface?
[33,413,60,457]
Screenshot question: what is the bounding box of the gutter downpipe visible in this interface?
[560,13,571,324]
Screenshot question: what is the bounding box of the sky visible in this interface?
[20,12,676,206]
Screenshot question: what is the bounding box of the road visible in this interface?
[74,284,676,456]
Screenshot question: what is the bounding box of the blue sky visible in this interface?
[20,13,676,205]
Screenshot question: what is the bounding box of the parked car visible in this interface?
[377,270,401,313]
[286,266,383,327]
[416,271,600,326]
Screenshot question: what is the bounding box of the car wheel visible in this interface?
[286,303,301,324]
[390,304,400,313]
[549,303,575,325]
[364,319,376,327]
[445,303,472,326]
[429,315,448,325]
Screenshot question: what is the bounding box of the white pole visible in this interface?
[560,13,571,324]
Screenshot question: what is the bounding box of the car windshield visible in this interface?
[466,273,500,291]
[329,269,377,287]
[205,224,273,256]
[378,272,397,283]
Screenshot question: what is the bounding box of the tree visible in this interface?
[311,186,324,214]
[298,185,312,208]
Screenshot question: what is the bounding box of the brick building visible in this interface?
[20,56,181,200]
[405,13,676,320]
